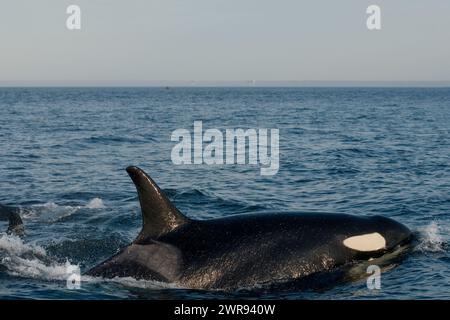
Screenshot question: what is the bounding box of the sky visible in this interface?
[1,0,450,86]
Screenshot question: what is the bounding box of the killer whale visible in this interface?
[86,166,412,290]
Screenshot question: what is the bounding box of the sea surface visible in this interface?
[0,87,449,299]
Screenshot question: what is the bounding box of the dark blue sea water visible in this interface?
[0,87,449,299]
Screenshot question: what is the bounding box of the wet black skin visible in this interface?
[0,204,24,235]
[86,166,412,290]
[158,213,411,289]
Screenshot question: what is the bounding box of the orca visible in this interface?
[0,203,24,236]
[86,166,412,290]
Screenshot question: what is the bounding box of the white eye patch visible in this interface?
[343,232,386,252]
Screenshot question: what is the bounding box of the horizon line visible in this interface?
[1,80,450,88]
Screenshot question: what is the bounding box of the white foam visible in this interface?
[0,234,46,257]
[4,257,77,281]
[0,233,179,289]
[0,233,79,281]
[417,221,446,252]
[85,198,105,209]
[20,198,106,221]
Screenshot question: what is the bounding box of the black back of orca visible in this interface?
[86,166,412,290]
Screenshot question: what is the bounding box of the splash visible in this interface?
[29,202,78,221]
[0,234,46,257]
[20,198,106,221]
[0,233,78,281]
[3,256,76,281]
[0,233,178,290]
[416,221,446,253]
[85,198,105,209]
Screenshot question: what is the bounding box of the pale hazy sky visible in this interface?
[1,0,450,85]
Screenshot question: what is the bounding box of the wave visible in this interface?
[20,198,105,221]
[2,256,75,281]
[0,233,77,281]
[166,188,270,214]
[85,198,105,209]
[72,135,150,145]
[0,234,46,257]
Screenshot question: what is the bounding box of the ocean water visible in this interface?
[0,87,449,299]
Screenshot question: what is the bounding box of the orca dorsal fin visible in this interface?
[126,166,189,242]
